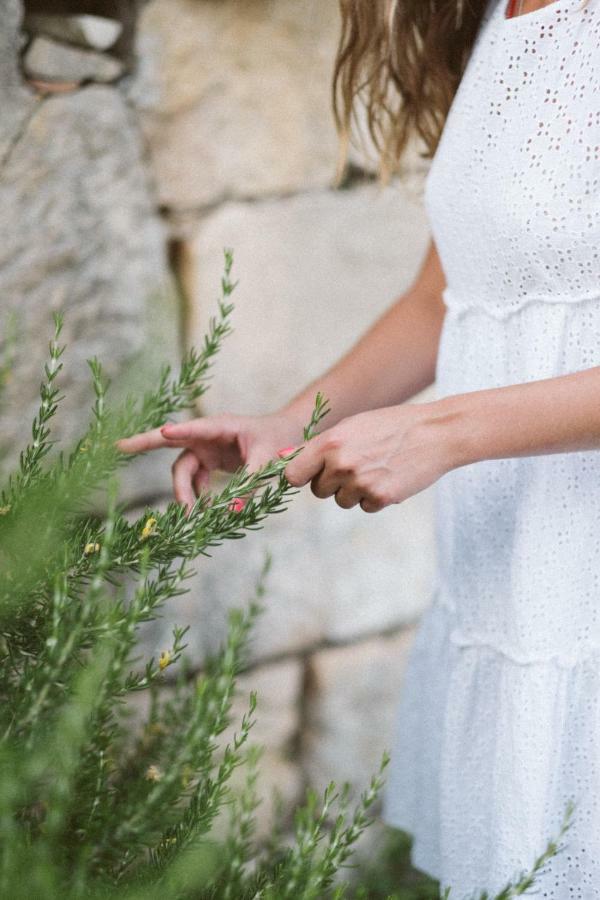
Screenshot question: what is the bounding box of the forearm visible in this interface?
[436,366,600,469]
[279,242,447,431]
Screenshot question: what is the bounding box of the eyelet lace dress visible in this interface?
[380,1,600,896]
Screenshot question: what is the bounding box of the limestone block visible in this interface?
[23,1,138,60]
[138,0,343,210]
[23,14,123,51]
[23,36,125,84]
[188,181,430,416]
[302,629,417,798]
[0,84,179,505]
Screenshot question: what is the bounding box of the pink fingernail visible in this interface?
[228,497,246,513]
[277,446,297,458]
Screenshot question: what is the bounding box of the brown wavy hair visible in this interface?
[332,0,488,184]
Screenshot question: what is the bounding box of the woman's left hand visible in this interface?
[283,402,459,513]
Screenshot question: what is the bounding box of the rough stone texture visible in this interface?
[23,36,125,83]
[302,629,417,797]
[188,181,430,416]
[24,1,139,61]
[23,14,123,50]
[0,82,180,503]
[138,0,344,211]
[1,0,39,165]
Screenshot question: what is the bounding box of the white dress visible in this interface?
[380,1,600,896]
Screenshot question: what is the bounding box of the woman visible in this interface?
[119,0,600,894]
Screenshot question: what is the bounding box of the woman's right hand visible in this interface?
[116,410,305,512]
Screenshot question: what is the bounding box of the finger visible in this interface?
[160,418,232,444]
[236,448,279,505]
[116,427,173,454]
[236,457,260,503]
[333,486,362,510]
[192,465,211,497]
[245,448,277,476]
[360,497,385,514]
[172,450,200,511]
[309,464,344,500]
[283,442,324,487]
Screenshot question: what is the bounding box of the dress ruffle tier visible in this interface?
[381,596,600,896]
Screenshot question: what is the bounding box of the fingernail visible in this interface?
[228,497,246,513]
[277,446,297,458]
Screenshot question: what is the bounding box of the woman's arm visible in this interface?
[283,363,600,513]
[277,238,447,429]
[441,366,600,466]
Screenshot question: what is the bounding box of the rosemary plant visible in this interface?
[0,250,388,900]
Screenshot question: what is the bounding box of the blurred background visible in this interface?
[1,0,436,861]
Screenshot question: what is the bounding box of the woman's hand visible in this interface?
[116,410,306,512]
[283,402,459,513]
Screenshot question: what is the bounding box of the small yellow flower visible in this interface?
[145,764,162,783]
[84,542,101,556]
[141,721,167,748]
[148,722,167,737]
[0,505,11,516]
[140,516,158,540]
[158,650,171,671]
[79,440,90,454]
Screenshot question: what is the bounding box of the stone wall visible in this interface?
[1,0,436,859]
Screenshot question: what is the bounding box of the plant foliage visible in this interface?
[0,250,390,900]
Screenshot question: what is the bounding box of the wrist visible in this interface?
[276,391,339,442]
[273,402,313,444]
[418,393,482,471]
